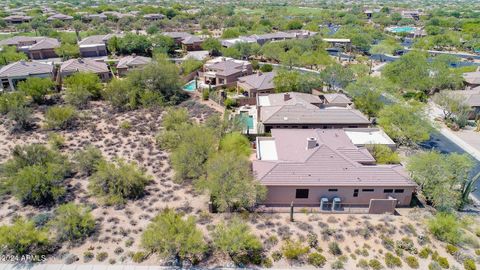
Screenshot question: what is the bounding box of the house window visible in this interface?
[328,189,338,192]
[295,189,309,199]
[353,189,359,197]
[302,126,308,129]
[384,189,394,193]
[394,189,404,193]
[362,189,374,192]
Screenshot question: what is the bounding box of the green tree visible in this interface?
[345,77,387,118]
[44,105,77,130]
[0,218,52,256]
[433,91,471,127]
[377,103,432,145]
[141,209,206,264]
[180,57,203,75]
[89,159,151,205]
[150,34,175,55]
[369,38,401,61]
[320,63,354,90]
[102,78,138,111]
[0,46,27,65]
[382,51,432,92]
[65,84,93,108]
[198,152,266,212]
[274,69,322,93]
[162,107,191,131]
[64,72,102,99]
[407,151,474,211]
[212,218,263,265]
[17,77,54,104]
[219,132,251,157]
[72,20,83,41]
[427,213,463,245]
[201,38,222,55]
[221,46,241,59]
[55,43,80,60]
[114,33,152,55]
[368,144,400,164]
[50,203,95,241]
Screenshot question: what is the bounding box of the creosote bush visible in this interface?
[281,240,309,261]
[405,256,419,269]
[0,218,53,256]
[89,159,151,205]
[74,146,104,175]
[44,105,77,130]
[384,252,402,268]
[308,252,326,267]
[49,203,95,242]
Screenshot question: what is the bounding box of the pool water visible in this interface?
[183,80,197,92]
[390,26,415,33]
[240,112,254,129]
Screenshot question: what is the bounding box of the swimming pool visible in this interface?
[389,26,415,33]
[240,112,254,129]
[183,80,197,92]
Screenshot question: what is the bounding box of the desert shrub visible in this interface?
[428,212,463,245]
[368,144,401,164]
[435,256,449,269]
[74,146,104,175]
[429,262,442,270]
[96,252,108,262]
[212,217,263,265]
[476,249,480,256]
[219,132,251,157]
[17,77,54,104]
[262,257,273,268]
[445,244,459,255]
[2,144,71,205]
[369,259,384,270]
[329,241,342,256]
[65,84,93,108]
[83,251,94,262]
[49,203,95,241]
[33,213,53,228]
[381,235,395,250]
[357,259,369,269]
[162,107,191,131]
[0,91,32,130]
[308,252,326,267]
[405,256,419,269]
[64,72,102,99]
[202,89,209,100]
[281,240,309,261]
[331,260,345,269]
[48,133,66,149]
[224,98,237,109]
[89,159,151,205]
[132,251,146,263]
[272,251,283,261]
[141,209,206,264]
[464,258,476,270]
[384,252,402,268]
[419,247,432,258]
[307,232,318,248]
[44,105,77,130]
[396,237,417,254]
[0,218,52,256]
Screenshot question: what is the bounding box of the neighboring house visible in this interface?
[319,93,353,108]
[199,57,253,87]
[116,55,151,76]
[78,34,119,57]
[0,61,53,91]
[102,11,134,19]
[83,13,108,21]
[46,13,73,22]
[256,92,371,133]
[162,32,204,51]
[0,36,60,60]
[401,10,421,20]
[143,14,164,21]
[237,71,275,101]
[3,15,32,24]
[463,70,480,90]
[322,38,352,51]
[221,30,316,48]
[343,128,397,149]
[253,129,416,212]
[60,58,111,81]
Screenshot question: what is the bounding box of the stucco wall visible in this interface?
[263,185,414,207]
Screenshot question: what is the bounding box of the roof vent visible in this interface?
[307,137,317,149]
[284,93,291,101]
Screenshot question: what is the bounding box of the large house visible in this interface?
[3,15,32,24]
[463,70,480,90]
[116,55,151,76]
[60,58,111,81]
[143,14,164,21]
[47,13,73,22]
[0,61,54,91]
[78,34,119,57]
[199,57,253,87]
[236,71,275,104]
[0,36,60,60]
[222,30,316,48]
[256,92,371,133]
[253,129,416,212]
[162,32,204,51]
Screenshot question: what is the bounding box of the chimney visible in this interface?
[307,137,317,149]
[284,93,291,101]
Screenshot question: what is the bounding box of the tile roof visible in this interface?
[463,71,480,85]
[253,129,415,187]
[322,93,352,104]
[182,35,203,45]
[60,58,109,74]
[29,37,60,50]
[0,36,44,46]
[47,13,73,20]
[207,58,250,77]
[116,55,151,69]
[0,61,53,77]
[238,71,275,91]
[78,34,119,46]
